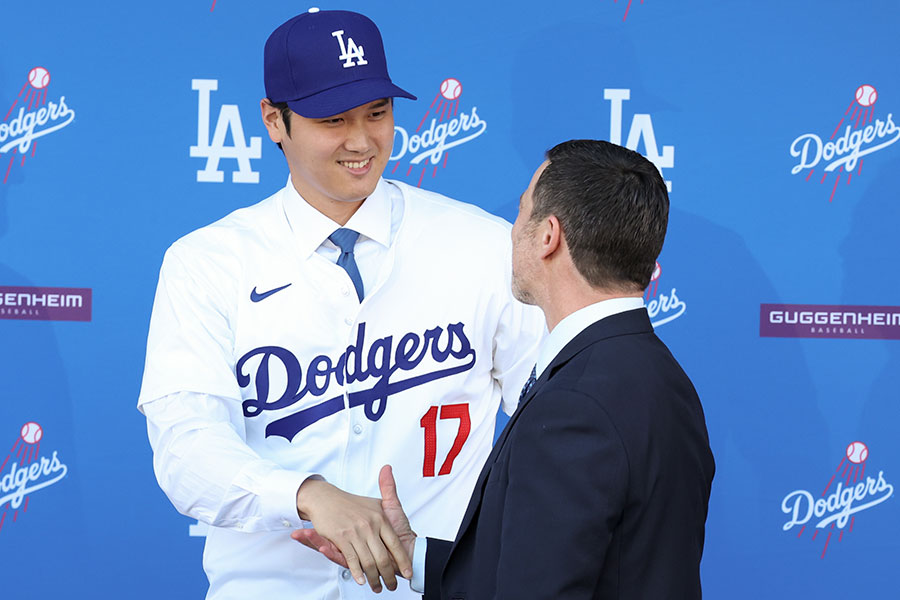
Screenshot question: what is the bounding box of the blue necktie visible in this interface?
[518,366,537,402]
[329,228,364,302]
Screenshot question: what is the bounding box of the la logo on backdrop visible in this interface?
[389,78,487,188]
[781,441,894,558]
[0,67,75,184]
[190,79,262,184]
[604,88,674,192]
[789,84,899,202]
[0,422,69,534]
[605,90,685,328]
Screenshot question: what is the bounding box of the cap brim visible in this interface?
[286,79,416,118]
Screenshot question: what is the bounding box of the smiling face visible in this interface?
[262,98,395,220]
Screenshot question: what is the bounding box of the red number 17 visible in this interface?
[420,403,471,477]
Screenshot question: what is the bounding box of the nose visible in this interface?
[343,118,372,153]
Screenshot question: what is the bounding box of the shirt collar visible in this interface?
[281,176,393,259]
[536,297,645,377]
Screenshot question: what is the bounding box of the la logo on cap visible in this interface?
[332,29,367,68]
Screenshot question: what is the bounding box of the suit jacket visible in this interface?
[424,308,715,600]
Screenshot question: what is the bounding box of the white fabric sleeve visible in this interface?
[139,244,242,405]
[142,391,313,532]
[491,236,547,415]
[409,536,427,594]
[138,245,312,531]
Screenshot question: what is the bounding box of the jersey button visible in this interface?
[341,286,350,297]
[353,424,363,435]
[344,317,353,326]
[341,569,352,581]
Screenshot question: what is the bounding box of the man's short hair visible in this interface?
[531,139,669,292]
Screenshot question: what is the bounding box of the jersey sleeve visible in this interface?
[143,391,311,531]
[138,245,242,405]
[137,245,312,531]
[491,236,546,415]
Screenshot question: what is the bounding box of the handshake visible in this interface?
[292,465,418,594]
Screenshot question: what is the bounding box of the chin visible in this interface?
[511,282,536,306]
[345,177,380,200]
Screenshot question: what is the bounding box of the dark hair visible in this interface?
[267,99,292,151]
[531,139,669,291]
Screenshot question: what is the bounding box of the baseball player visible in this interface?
[138,8,543,599]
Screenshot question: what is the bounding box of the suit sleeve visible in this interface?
[423,537,453,600]
[496,388,628,598]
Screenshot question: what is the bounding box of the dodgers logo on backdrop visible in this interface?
[644,261,686,328]
[781,441,894,558]
[236,321,476,441]
[190,79,262,184]
[389,78,487,187]
[0,422,68,534]
[789,84,899,202]
[0,67,75,185]
[604,89,674,192]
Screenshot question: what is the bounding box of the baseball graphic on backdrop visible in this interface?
[28,66,51,90]
[651,261,661,282]
[846,441,868,464]
[21,421,43,444]
[855,84,877,107]
[440,77,462,100]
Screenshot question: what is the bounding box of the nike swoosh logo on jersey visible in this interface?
[250,283,292,302]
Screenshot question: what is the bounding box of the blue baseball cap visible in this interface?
[264,8,416,118]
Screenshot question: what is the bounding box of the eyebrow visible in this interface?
[369,99,390,109]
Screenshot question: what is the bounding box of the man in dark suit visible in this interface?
[296,139,715,599]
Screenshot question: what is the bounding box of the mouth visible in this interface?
[338,157,374,174]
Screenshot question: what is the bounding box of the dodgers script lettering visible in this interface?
[0,452,68,510]
[790,114,900,174]
[236,321,476,440]
[781,471,894,530]
[0,98,75,154]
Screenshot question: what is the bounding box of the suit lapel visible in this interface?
[451,308,654,546]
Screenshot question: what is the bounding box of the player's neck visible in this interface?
[311,197,365,226]
[290,181,366,225]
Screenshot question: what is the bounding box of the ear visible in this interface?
[260,99,283,143]
[539,215,563,260]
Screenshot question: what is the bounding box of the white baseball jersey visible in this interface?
[138,178,544,599]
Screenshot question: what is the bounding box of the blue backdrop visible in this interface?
[1,0,897,596]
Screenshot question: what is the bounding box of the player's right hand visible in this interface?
[296,478,413,593]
